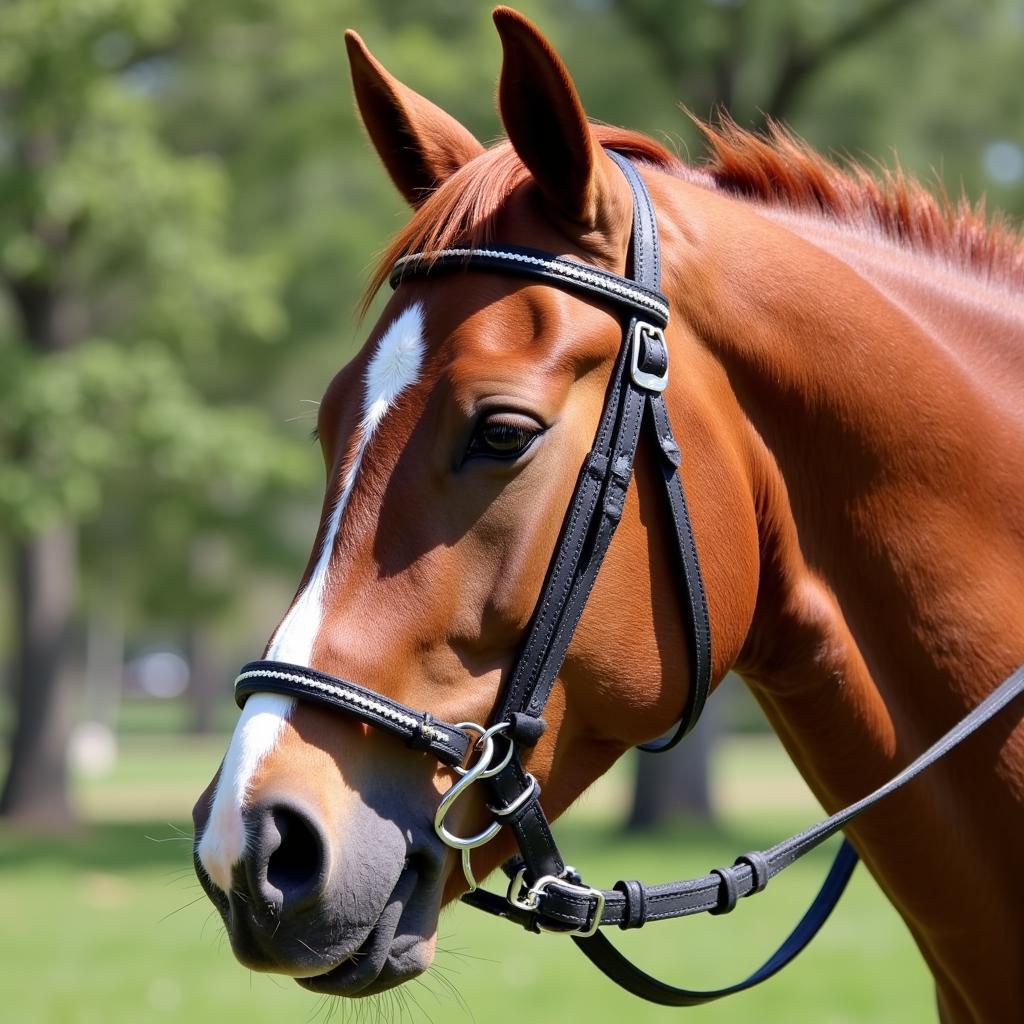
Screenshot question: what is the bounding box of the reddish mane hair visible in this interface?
[701,118,1024,289]
[365,119,1024,308]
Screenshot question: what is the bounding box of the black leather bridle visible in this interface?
[235,151,1024,1006]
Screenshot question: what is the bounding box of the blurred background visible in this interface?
[1,1,1020,1021]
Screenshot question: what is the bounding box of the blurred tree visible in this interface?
[628,698,719,829]
[0,0,307,825]
[613,0,928,123]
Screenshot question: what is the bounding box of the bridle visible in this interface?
[234,151,1024,1006]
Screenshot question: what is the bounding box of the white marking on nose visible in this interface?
[197,692,292,891]
[197,302,426,891]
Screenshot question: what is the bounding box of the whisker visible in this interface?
[200,908,219,943]
[305,994,325,1024]
[322,993,340,1024]
[423,964,472,1020]
[424,962,460,977]
[158,894,208,923]
[158,823,195,839]
[407,980,439,1024]
[436,945,496,965]
[296,936,330,962]
[162,871,199,887]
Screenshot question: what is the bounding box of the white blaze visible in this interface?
[197,303,426,891]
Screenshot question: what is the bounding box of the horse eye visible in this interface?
[466,413,542,462]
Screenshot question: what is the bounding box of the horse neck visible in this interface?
[656,175,1024,1013]
[660,177,1024,706]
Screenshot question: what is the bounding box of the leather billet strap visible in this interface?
[234,661,472,767]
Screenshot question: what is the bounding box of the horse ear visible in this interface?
[344,30,484,208]
[493,7,613,228]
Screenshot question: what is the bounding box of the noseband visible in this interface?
[234,151,1024,1006]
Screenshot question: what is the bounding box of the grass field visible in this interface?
[0,733,934,1024]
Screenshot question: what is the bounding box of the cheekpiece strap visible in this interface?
[234,660,472,767]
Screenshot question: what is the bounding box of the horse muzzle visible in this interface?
[193,786,446,996]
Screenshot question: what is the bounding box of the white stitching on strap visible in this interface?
[393,248,670,322]
[235,668,451,745]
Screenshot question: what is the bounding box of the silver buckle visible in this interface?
[507,867,606,938]
[630,321,669,392]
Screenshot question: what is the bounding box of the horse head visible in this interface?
[192,5,756,1000]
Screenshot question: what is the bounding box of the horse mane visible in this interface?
[364,120,1024,309]
[700,118,1024,290]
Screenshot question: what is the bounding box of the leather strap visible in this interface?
[234,661,472,767]
[475,662,1024,935]
[390,245,669,328]
[434,151,712,901]
[570,840,860,1006]
[490,151,711,748]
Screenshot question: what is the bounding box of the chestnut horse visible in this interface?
[192,8,1024,1020]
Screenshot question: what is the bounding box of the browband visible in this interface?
[390,245,670,328]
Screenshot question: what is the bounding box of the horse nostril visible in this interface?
[251,802,327,911]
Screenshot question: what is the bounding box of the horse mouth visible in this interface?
[295,865,430,997]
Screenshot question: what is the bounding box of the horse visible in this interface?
[191,7,1024,1020]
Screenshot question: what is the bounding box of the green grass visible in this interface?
[0,737,933,1024]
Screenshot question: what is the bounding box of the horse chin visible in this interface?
[295,865,438,997]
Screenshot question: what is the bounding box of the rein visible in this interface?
[234,151,1024,1006]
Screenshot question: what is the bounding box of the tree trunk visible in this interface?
[186,624,221,734]
[0,525,79,827]
[626,694,720,830]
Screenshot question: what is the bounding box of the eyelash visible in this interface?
[464,414,543,463]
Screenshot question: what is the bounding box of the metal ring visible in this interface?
[435,732,501,849]
[435,720,516,889]
[453,721,513,778]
